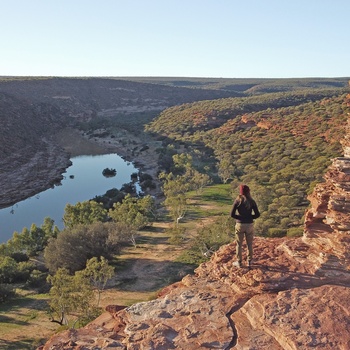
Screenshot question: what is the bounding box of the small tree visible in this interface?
[78,257,114,306]
[217,156,235,184]
[166,194,188,226]
[47,268,97,328]
[0,256,17,283]
[160,171,191,225]
[179,217,232,265]
[63,201,108,228]
[109,194,153,230]
[189,169,212,194]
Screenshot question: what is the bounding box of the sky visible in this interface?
[0,0,349,78]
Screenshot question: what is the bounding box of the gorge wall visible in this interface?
[0,77,240,209]
[40,97,350,349]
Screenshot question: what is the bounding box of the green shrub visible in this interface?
[267,228,287,238]
[44,222,124,274]
[178,217,232,265]
[0,256,17,283]
[0,283,15,303]
[26,269,48,289]
[14,261,36,282]
[286,227,304,237]
[168,226,186,245]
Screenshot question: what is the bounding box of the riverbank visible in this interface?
[55,128,161,181]
[0,127,162,211]
[0,139,71,210]
[76,128,163,197]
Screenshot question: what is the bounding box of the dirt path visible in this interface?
[98,222,190,308]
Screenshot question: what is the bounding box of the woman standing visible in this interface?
[230,184,260,268]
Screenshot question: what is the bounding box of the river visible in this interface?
[0,153,139,243]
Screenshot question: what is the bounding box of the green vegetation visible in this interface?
[1,78,349,346]
[176,216,233,265]
[159,153,211,231]
[147,91,349,240]
[102,167,117,177]
[0,193,157,304]
[44,222,119,274]
[121,77,349,93]
[145,88,346,139]
[63,201,108,228]
[109,194,156,230]
[47,257,114,327]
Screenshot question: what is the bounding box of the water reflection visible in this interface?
[0,154,138,243]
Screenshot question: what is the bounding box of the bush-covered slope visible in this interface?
[120,76,350,93]
[146,90,350,237]
[145,88,346,139]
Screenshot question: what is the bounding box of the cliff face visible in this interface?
[0,92,71,209]
[41,99,350,349]
[305,95,350,236]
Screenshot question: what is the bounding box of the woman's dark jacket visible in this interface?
[230,195,260,224]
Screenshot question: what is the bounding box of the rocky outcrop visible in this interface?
[305,104,350,236]
[40,232,350,349]
[40,108,350,348]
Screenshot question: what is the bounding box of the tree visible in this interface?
[109,194,153,230]
[41,217,60,240]
[78,257,114,306]
[47,268,96,327]
[178,216,232,265]
[160,171,191,225]
[190,169,212,194]
[166,194,188,225]
[217,156,235,184]
[108,195,156,247]
[44,222,122,274]
[137,194,158,220]
[172,153,193,174]
[0,217,60,258]
[160,163,211,225]
[28,224,46,254]
[0,256,17,283]
[63,201,108,229]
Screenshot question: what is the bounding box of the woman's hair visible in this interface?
[237,184,254,209]
[239,184,250,196]
[237,194,254,210]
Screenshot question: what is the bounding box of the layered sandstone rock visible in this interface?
[41,234,350,348]
[305,112,350,235]
[40,104,350,349]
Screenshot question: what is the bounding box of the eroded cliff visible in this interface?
[40,98,350,349]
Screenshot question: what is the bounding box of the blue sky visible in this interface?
[1,0,349,78]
